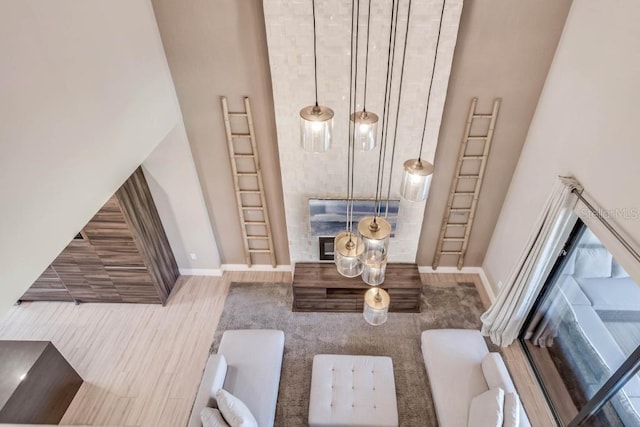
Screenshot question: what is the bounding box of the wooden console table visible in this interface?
[292,263,421,313]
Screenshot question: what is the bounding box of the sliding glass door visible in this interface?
[520,220,640,426]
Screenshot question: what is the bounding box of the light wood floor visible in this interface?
[0,272,289,427]
[0,271,554,427]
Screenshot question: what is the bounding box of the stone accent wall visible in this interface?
[264,0,463,262]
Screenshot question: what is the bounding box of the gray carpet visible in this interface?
[211,282,486,427]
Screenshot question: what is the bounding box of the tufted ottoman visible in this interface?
[308,354,399,427]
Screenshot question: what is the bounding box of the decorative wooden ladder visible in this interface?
[433,97,501,269]
[221,96,276,267]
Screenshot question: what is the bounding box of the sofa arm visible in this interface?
[219,330,285,427]
[188,354,229,427]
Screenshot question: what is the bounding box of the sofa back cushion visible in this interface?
[468,388,504,427]
[482,353,516,393]
[481,353,531,427]
[421,329,490,427]
[573,247,612,278]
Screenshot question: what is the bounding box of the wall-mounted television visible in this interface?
[309,198,399,237]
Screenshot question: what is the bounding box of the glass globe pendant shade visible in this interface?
[334,231,364,278]
[361,255,388,285]
[363,287,390,326]
[400,159,434,202]
[300,104,334,152]
[357,216,391,260]
[350,111,379,151]
[357,216,391,285]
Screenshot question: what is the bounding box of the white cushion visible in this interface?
[482,353,516,393]
[201,407,230,427]
[580,229,602,246]
[571,305,640,397]
[561,251,576,275]
[576,277,640,311]
[559,275,591,306]
[216,389,258,427]
[218,329,285,427]
[612,259,630,278]
[188,330,285,427]
[421,329,489,427]
[573,247,612,278]
[480,353,531,427]
[308,354,398,427]
[503,392,521,427]
[467,388,504,427]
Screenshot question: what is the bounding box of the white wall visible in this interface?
[143,121,221,274]
[415,0,571,267]
[0,0,181,316]
[150,0,290,266]
[483,0,640,293]
[264,0,463,262]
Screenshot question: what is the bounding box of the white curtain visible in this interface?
[481,176,582,347]
[526,284,567,347]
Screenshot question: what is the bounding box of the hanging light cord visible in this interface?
[374,0,399,219]
[385,0,413,215]
[417,0,446,162]
[362,0,373,112]
[312,0,319,107]
[346,0,357,236]
[348,0,361,233]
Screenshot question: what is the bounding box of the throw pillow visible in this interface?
[201,407,230,427]
[215,389,258,427]
[503,392,521,427]
[468,388,504,427]
[573,247,612,278]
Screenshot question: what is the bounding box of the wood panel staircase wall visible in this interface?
[20,167,180,305]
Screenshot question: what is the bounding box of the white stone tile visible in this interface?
[264,0,463,262]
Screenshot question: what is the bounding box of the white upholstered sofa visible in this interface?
[188,329,285,427]
[421,329,531,427]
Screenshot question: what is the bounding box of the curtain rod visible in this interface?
[571,188,640,263]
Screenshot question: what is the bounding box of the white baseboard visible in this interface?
[418,265,496,303]
[179,268,223,276]
[477,268,496,303]
[221,264,293,272]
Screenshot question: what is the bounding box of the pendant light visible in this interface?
[300,0,334,152]
[350,0,379,151]
[335,232,364,277]
[335,0,364,278]
[364,287,390,326]
[400,0,446,201]
[357,0,402,288]
[358,217,391,285]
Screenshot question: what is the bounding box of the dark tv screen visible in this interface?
[309,198,399,237]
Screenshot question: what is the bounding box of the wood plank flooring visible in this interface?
[0,272,289,427]
[0,270,554,427]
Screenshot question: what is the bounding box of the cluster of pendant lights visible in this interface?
[300,0,446,325]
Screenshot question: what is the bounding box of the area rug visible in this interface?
[211,282,485,426]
